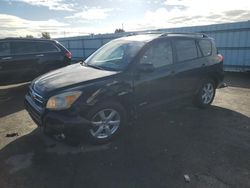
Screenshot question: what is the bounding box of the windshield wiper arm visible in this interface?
[80,60,104,70]
[80,60,87,66]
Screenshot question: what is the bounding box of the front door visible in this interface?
[133,39,178,110]
[0,41,12,84]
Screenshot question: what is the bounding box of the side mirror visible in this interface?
[138,63,155,72]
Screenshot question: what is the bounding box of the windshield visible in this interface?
[85,39,145,71]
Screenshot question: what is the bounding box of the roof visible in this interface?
[120,34,162,42]
[0,37,54,42]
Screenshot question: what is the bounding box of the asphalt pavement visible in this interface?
[0,73,250,188]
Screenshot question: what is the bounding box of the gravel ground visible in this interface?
[0,73,249,188]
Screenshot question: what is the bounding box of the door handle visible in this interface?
[1,57,12,60]
[36,54,44,57]
[170,70,175,75]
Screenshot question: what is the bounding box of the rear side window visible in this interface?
[140,40,173,68]
[199,40,212,56]
[36,42,59,53]
[12,41,38,54]
[0,42,11,56]
[175,39,198,62]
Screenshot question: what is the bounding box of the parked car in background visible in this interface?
[0,38,71,85]
[25,33,224,144]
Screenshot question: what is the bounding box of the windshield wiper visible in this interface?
[86,64,104,70]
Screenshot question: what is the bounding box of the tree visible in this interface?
[114,28,125,33]
[26,35,34,38]
[41,32,51,39]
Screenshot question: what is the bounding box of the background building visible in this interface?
[57,21,250,72]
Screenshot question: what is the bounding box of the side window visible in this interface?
[140,41,173,68]
[199,40,212,56]
[36,42,59,53]
[0,42,10,56]
[12,41,38,54]
[175,39,198,62]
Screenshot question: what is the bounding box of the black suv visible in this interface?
[25,33,224,144]
[0,38,71,85]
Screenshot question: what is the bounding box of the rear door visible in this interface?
[35,41,64,75]
[171,38,205,95]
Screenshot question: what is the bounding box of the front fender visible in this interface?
[86,80,133,107]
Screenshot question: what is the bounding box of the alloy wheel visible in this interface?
[201,83,214,104]
[90,109,121,139]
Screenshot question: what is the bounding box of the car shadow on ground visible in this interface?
[0,83,29,118]
[0,105,250,188]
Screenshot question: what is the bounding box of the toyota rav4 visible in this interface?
[25,33,224,144]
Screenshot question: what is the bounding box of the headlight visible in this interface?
[46,91,82,110]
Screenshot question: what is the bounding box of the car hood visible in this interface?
[32,63,118,95]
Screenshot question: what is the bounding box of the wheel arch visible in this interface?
[208,74,220,88]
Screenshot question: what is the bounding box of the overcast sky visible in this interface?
[0,0,250,38]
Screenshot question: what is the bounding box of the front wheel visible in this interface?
[194,79,216,108]
[86,101,127,144]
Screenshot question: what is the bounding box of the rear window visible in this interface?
[0,42,10,56]
[199,40,212,56]
[175,39,198,62]
[36,42,59,53]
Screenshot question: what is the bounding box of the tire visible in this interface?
[194,79,216,109]
[86,101,127,144]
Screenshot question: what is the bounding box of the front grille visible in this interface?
[28,88,45,107]
[25,98,42,126]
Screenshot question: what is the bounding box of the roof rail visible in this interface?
[160,32,208,38]
[123,31,208,38]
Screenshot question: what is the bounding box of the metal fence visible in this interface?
[56,21,250,72]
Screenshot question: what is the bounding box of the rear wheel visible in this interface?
[86,101,126,144]
[194,79,216,108]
